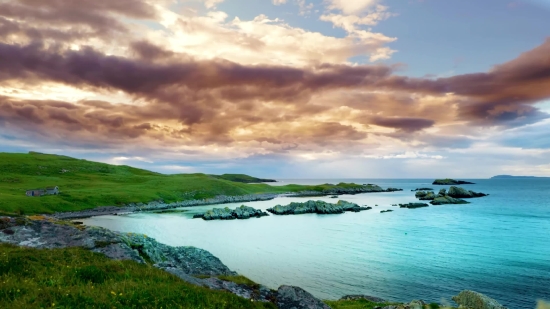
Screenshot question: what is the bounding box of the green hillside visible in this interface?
[0,152,362,215]
[212,174,276,183]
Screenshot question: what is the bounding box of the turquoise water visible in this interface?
[83,179,550,309]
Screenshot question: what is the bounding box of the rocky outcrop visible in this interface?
[267,200,371,215]
[430,196,470,205]
[399,203,429,209]
[415,191,436,200]
[433,179,475,185]
[452,290,508,309]
[414,187,477,205]
[411,188,433,192]
[380,210,394,213]
[277,285,331,309]
[287,184,403,197]
[340,295,386,302]
[193,205,269,220]
[447,186,488,198]
[0,217,235,277]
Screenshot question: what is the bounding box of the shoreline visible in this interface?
[51,186,402,220]
[0,215,510,309]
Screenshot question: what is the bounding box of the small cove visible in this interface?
[83,179,550,309]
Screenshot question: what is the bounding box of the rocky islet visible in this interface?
[267,200,372,215]
[193,205,269,220]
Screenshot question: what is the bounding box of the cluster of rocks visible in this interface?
[433,178,475,185]
[267,200,372,215]
[193,205,269,220]
[414,186,487,205]
[399,203,430,209]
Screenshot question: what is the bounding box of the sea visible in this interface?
[82,179,550,309]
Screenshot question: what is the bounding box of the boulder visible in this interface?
[340,295,386,302]
[277,285,330,309]
[438,189,446,197]
[409,300,427,309]
[412,188,433,192]
[447,186,488,198]
[452,290,508,309]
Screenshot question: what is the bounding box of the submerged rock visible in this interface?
[277,285,331,309]
[198,205,269,220]
[452,290,508,309]
[399,203,429,209]
[380,210,394,213]
[447,186,488,198]
[433,178,475,185]
[267,200,370,216]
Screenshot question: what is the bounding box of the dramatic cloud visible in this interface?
[0,0,548,176]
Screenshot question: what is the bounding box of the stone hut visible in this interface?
[26,189,45,197]
[46,186,59,195]
[26,186,59,197]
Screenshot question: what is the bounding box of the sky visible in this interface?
[0,0,549,178]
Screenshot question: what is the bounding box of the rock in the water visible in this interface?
[267,200,371,216]
[412,188,433,192]
[433,178,475,185]
[438,189,446,197]
[399,203,429,209]
[415,191,436,200]
[277,285,330,309]
[199,205,269,220]
[452,290,508,309]
[430,196,470,205]
[447,186,488,198]
[340,295,386,302]
[386,188,403,192]
[380,210,394,213]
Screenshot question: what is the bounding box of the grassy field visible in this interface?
[0,152,365,215]
[0,243,276,309]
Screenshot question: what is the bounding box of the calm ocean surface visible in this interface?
[83,179,550,309]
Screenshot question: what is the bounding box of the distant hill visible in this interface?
[491,175,549,179]
[211,174,276,183]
